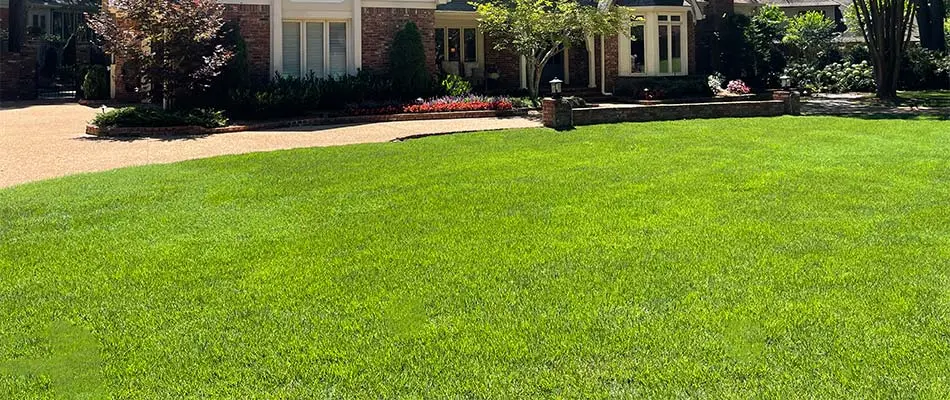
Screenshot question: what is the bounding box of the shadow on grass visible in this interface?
[803,96,950,121]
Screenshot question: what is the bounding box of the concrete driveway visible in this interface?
[0,103,541,188]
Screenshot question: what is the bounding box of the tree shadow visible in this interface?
[802,98,950,121]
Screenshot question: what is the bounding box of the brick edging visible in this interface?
[86,109,528,137]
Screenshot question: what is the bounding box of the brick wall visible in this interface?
[688,13,697,74]
[0,39,38,100]
[604,34,618,92]
[0,7,9,30]
[567,43,589,88]
[572,100,786,126]
[223,4,271,82]
[361,8,435,75]
[484,36,520,89]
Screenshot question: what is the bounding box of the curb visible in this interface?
[86,109,529,137]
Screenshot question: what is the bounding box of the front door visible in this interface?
[540,49,566,91]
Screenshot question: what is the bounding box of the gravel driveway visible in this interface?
[0,103,541,188]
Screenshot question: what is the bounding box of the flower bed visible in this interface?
[403,95,513,113]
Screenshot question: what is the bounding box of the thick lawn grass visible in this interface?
[2,116,950,398]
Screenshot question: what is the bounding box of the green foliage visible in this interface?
[390,22,430,99]
[785,61,875,93]
[744,5,788,87]
[476,0,632,99]
[3,117,950,397]
[441,74,473,96]
[92,106,228,128]
[718,14,755,81]
[900,45,950,90]
[783,11,837,66]
[615,76,710,99]
[227,71,394,119]
[81,65,110,100]
[509,97,537,108]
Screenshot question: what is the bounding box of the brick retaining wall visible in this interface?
[572,100,787,126]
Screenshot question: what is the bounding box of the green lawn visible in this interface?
[2,117,950,398]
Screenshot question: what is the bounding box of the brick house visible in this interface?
[167,0,706,98]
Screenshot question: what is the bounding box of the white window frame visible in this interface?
[433,24,484,65]
[282,19,352,78]
[619,8,690,77]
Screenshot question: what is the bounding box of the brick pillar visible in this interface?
[772,90,801,115]
[542,98,574,130]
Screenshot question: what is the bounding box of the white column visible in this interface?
[519,55,527,89]
[352,0,362,73]
[271,0,283,76]
[586,35,596,88]
[563,48,570,85]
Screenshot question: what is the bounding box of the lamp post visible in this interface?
[549,78,563,99]
[779,74,792,91]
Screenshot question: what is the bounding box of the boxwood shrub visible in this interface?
[614,76,710,99]
[92,107,228,129]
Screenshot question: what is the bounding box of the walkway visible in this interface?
[0,103,541,188]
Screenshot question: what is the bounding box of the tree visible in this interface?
[475,0,632,100]
[851,0,916,100]
[916,0,946,52]
[86,0,233,109]
[390,22,430,99]
[745,5,788,86]
[783,11,837,66]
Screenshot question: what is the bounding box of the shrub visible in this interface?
[783,11,837,66]
[707,73,726,95]
[899,45,950,90]
[786,61,874,93]
[745,5,788,88]
[441,74,473,96]
[402,95,512,113]
[726,80,751,95]
[225,71,394,119]
[510,97,538,109]
[81,65,110,100]
[615,76,709,99]
[390,22,430,99]
[92,107,228,128]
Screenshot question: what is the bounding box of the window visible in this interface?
[630,24,645,74]
[435,28,445,64]
[436,26,478,64]
[658,14,685,75]
[282,21,348,78]
[619,11,689,76]
[463,28,476,62]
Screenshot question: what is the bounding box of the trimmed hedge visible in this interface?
[92,107,228,129]
[614,76,710,100]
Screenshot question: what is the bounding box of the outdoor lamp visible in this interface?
[550,78,563,99]
[779,74,792,90]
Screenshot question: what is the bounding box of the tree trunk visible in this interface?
[526,58,539,100]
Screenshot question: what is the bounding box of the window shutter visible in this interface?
[306,22,325,78]
[282,22,301,77]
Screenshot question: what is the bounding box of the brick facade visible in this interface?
[0,39,38,100]
[223,4,271,82]
[484,36,521,89]
[0,7,9,30]
[361,7,435,75]
[567,43,589,88]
